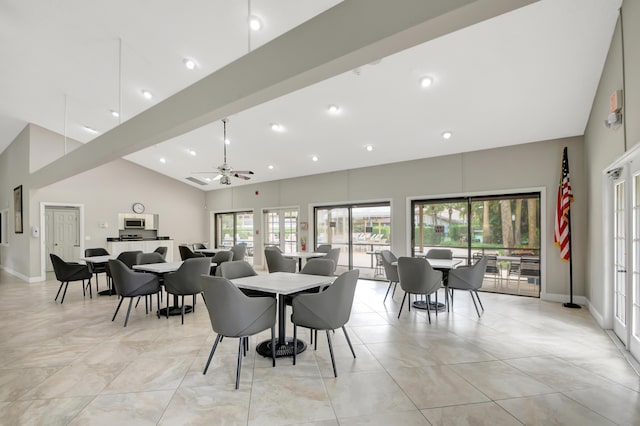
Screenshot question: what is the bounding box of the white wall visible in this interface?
[584,1,640,325]
[206,136,585,300]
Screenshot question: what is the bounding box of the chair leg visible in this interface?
[112,297,124,322]
[144,295,148,315]
[55,282,64,302]
[156,292,160,318]
[235,337,243,389]
[193,294,196,312]
[166,293,170,319]
[293,325,297,366]
[470,291,481,317]
[426,295,431,324]
[271,325,276,367]
[314,330,318,351]
[474,290,485,312]
[203,334,222,374]
[82,279,86,297]
[392,282,397,297]
[123,298,134,327]
[342,326,356,359]
[181,295,185,325]
[326,330,338,377]
[88,278,92,299]
[383,280,394,303]
[398,292,407,318]
[60,282,69,304]
[135,296,141,308]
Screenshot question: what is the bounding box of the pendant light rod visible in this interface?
[64,93,68,155]
[118,37,122,125]
[222,118,228,164]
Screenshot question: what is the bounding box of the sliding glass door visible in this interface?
[215,211,254,262]
[412,193,541,297]
[315,203,391,279]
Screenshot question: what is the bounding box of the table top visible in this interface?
[80,255,114,263]
[231,272,334,295]
[392,258,462,269]
[282,252,327,260]
[133,261,184,274]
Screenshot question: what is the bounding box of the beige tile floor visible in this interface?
[1,269,640,425]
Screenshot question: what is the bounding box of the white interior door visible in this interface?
[45,207,80,271]
[612,176,628,345]
[630,165,640,359]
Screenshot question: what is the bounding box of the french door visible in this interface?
[611,158,640,359]
[263,208,298,253]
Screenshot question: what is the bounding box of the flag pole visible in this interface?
[563,149,580,309]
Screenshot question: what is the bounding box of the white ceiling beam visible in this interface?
[29,0,538,189]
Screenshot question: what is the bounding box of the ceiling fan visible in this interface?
[193,118,254,185]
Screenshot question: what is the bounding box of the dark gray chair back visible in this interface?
[315,244,332,253]
[50,254,93,303]
[425,248,453,259]
[164,258,211,296]
[136,252,166,265]
[230,243,247,261]
[179,245,204,260]
[379,250,399,282]
[299,258,335,276]
[264,247,296,273]
[153,246,168,259]
[323,248,340,273]
[107,259,161,326]
[219,260,257,279]
[117,251,143,268]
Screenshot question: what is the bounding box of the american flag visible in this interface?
[554,147,573,261]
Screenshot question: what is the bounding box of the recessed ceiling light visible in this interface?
[420,76,433,88]
[249,15,262,31]
[83,126,99,134]
[365,144,374,152]
[442,131,452,139]
[224,138,230,145]
[110,110,119,118]
[328,104,340,114]
[271,123,284,132]
[183,58,197,70]
[159,157,166,163]
[312,155,319,162]
[268,165,274,170]
[141,89,153,100]
[188,149,196,156]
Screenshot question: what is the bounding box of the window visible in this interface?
[411,193,541,297]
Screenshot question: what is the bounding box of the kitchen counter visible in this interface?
[106,239,174,262]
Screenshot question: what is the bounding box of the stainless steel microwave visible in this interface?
[124,218,145,229]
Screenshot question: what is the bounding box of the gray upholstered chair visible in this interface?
[397,256,442,323]
[323,248,341,274]
[179,245,204,261]
[210,250,234,275]
[219,260,272,297]
[425,248,453,259]
[264,247,296,273]
[153,246,168,259]
[315,244,332,253]
[380,250,399,303]
[104,250,142,296]
[50,254,93,304]
[447,256,488,317]
[163,257,211,324]
[108,259,161,327]
[136,252,166,265]
[84,247,109,292]
[200,275,277,389]
[230,243,247,262]
[299,258,335,276]
[291,269,359,377]
[192,243,207,251]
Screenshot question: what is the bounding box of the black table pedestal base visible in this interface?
[256,338,306,358]
[412,300,446,311]
[159,305,193,316]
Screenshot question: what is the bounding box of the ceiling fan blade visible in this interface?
[212,174,223,180]
[191,171,219,174]
[233,173,252,180]
[232,170,254,175]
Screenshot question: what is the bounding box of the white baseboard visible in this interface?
[541,292,588,306]
[0,265,43,283]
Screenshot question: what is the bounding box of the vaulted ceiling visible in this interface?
[0,0,622,189]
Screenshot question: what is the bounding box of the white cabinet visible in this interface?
[107,240,174,262]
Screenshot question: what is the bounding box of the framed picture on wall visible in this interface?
[14,185,23,234]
